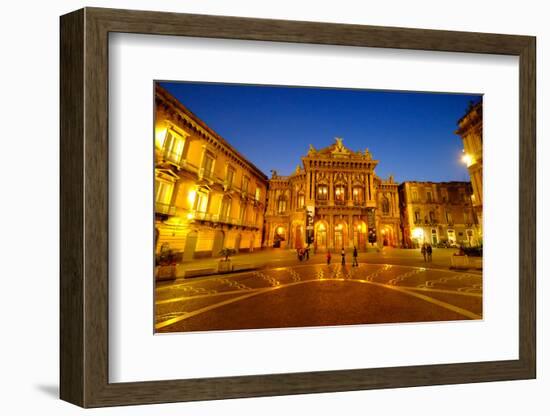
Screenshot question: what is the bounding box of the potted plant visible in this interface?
[155,243,176,280]
[218,248,236,273]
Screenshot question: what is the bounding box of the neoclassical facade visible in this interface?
[154,85,268,259]
[155,86,482,261]
[399,181,481,248]
[263,138,401,252]
[456,101,483,238]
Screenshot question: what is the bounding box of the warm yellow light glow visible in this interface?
[318,223,326,231]
[462,153,474,167]
[381,229,386,235]
[187,189,196,207]
[336,224,343,230]
[276,226,284,234]
[412,227,424,239]
[155,127,168,149]
[186,212,194,220]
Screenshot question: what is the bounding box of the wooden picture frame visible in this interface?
[60,7,536,408]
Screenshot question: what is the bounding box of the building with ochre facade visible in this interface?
[155,86,482,261]
[154,85,268,259]
[263,138,401,252]
[455,101,483,240]
[399,181,481,248]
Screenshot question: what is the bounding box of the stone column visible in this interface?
[329,172,334,205]
[347,174,352,206]
[328,215,334,250]
[348,214,354,248]
[306,171,311,203]
[367,174,372,201]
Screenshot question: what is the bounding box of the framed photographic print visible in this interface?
[60,7,536,408]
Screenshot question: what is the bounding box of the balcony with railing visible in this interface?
[199,168,216,182]
[192,211,260,230]
[155,202,176,216]
[162,151,185,168]
[316,199,328,206]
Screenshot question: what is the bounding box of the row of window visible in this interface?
[413,209,473,224]
[271,187,393,214]
[155,178,261,225]
[316,185,366,203]
[159,127,261,200]
[410,188,470,204]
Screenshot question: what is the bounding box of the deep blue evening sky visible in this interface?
[159,81,481,183]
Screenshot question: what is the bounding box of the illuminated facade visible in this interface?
[155,86,481,260]
[155,85,268,259]
[456,101,483,237]
[399,181,481,248]
[264,139,401,251]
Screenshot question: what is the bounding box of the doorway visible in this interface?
[212,230,225,257]
[183,230,198,261]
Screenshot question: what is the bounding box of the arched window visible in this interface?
[334,185,346,204]
[317,185,328,200]
[277,195,287,214]
[297,192,305,208]
[382,196,390,215]
[352,187,363,204]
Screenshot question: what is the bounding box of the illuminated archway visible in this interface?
[291,222,305,249]
[380,225,395,247]
[314,220,328,250]
[353,220,367,251]
[333,220,348,250]
[273,224,287,248]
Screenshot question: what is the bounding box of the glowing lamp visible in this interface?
[412,227,424,239]
[461,153,474,167]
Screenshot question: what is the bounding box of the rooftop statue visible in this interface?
[334,137,347,152]
[365,148,372,160]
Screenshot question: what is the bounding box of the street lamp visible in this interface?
[461,151,474,167]
[412,227,424,241]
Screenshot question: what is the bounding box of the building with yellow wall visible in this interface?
[155,85,268,260]
[264,138,401,252]
[456,101,483,239]
[155,86,482,261]
[399,181,481,248]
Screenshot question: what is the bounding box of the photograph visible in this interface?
[153,81,483,333]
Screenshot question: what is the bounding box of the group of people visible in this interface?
[326,246,360,267]
[421,243,433,262]
[296,246,310,261]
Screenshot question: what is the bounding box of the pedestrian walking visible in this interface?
[426,244,433,262]
[421,243,427,262]
[305,246,310,260]
[352,246,359,267]
[326,250,331,265]
[341,248,346,266]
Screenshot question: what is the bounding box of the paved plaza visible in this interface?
[155,248,482,333]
